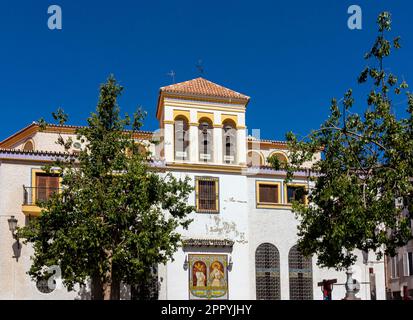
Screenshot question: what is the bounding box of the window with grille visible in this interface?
[256,181,280,207]
[288,245,313,300]
[196,177,219,213]
[255,243,280,300]
[286,185,306,204]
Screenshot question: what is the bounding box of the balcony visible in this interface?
[22,186,59,217]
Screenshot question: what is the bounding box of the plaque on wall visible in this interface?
[188,254,228,300]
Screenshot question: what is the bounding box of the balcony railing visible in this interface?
[23,186,60,206]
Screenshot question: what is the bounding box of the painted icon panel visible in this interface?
[189,254,228,300]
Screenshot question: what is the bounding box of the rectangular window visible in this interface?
[256,181,281,208]
[195,177,219,213]
[286,185,307,204]
[35,173,60,203]
[403,252,413,277]
[391,255,399,279]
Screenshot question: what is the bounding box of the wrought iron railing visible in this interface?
[23,186,60,205]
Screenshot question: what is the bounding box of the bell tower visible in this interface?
[156,77,250,166]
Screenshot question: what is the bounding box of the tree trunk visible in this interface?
[103,280,112,300]
[102,271,121,300]
[102,255,121,300]
[91,275,104,300]
[91,275,120,300]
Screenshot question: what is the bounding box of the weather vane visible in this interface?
[167,70,176,83]
[196,59,204,76]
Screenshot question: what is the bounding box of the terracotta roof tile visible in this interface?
[0,148,76,157]
[160,77,250,101]
[247,136,287,145]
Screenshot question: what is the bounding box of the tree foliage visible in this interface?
[18,75,194,299]
[270,12,413,270]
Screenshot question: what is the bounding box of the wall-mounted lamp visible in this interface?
[8,216,20,244]
[8,216,21,261]
[227,256,233,271]
[183,255,189,270]
[8,216,18,237]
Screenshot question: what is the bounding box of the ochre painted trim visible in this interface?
[236,126,246,130]
[157,93,247,120]
[22,139,35,151]
[248,141,288,150]
[247,150,265,166]
[163,120,174,125]
[43,127,77,135]
[195,176,219,213]
[1,124,152,149]
[221,114,238,126]
[256,204,293,209]
[157,92,249,118]
[255,180,282,208]
[167,162,244,174]
[173,109,190,121]
[0,158,63,164]
[197,112,214,123]
[162,93,249,105]
[268,151,289,163]
[166,101,245,112]
[213,124,223,128]
[0,124,38,149]
[284,183,309,205]
[22,205,42,217]
[189,122,199,126]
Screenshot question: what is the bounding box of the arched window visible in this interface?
[288,245,313,300]
[269,152,288,168]
[222,120,237,164]
[255,243,280,300]
[23,140,34,151]
[198,118,213,162]
[247,151,264,167]
[136,143,148,158]
[174,116,189,160]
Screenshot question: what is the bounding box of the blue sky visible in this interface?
[1,0,412,141]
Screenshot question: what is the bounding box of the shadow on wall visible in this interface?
[12,241,21,261]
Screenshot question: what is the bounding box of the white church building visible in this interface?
[0,78,386,300]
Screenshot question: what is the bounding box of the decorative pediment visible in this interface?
[182,238,234,248]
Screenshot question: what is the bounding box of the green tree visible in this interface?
[18,75,194,299]
[270,12,413,270]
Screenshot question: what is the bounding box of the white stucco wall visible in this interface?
[247,177,386,300]
[0,161,78,299]
[159,171,250,300]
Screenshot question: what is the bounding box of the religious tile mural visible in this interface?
[188,254,228,300]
